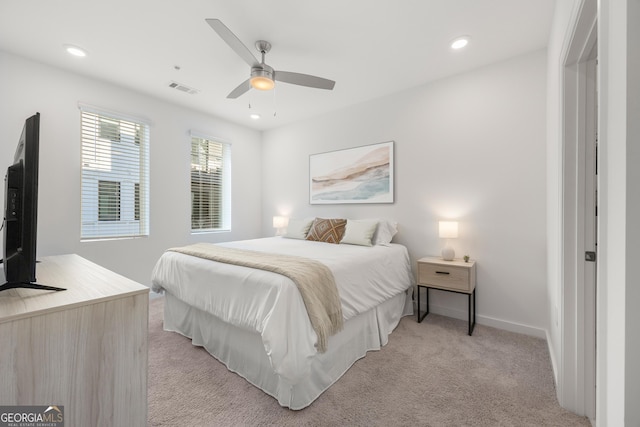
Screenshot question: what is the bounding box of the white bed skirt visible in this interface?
[163,291,413,410]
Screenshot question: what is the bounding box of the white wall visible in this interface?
[624,1,640,421]
[0,51,263,286]
[262,50,548,336]
[598,0,640,424]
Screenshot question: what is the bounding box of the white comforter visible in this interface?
[151,237,413,384]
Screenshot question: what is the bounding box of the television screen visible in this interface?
[1,113,64,292]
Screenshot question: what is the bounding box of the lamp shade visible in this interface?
[273,216,288,229]
[439,221,459,239]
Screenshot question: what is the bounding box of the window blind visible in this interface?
[80,107,150,239]
[190,134,231,232]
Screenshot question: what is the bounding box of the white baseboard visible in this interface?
[426,303,547,339]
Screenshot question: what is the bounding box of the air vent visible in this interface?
[168,81,199,95]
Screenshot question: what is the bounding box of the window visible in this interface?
[80,105,150,239]
[190,134,231,232]
[98,180,120,221]
[134,183,140,221]
[99,118,121,143]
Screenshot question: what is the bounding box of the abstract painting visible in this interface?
[309,141,394,204]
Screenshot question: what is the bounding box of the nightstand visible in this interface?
[416,256,477,335]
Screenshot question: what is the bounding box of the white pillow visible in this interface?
[282,218,314,239]
[370,219,398,246]
[340,219,379,246]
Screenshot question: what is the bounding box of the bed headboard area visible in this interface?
[281,217,398,247]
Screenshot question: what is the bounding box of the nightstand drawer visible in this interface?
[418,263,471,292]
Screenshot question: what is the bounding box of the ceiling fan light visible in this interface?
[250,76,275,91]
[250,68,275,91]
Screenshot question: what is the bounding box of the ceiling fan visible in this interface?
[206,19,336,99]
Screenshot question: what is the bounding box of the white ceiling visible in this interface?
[0,0,556,131]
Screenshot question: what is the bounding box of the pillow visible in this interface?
[370,219,398,246]
[282,218,314,239]
[306,218,347,244]
[340,219,379,246]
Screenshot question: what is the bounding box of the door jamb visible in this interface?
[558,0,597,420]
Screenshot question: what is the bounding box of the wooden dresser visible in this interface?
[0,254,149,426]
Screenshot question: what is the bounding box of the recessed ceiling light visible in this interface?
[250,113,261,120]
[65,45,88,57]
[450,36,470,50]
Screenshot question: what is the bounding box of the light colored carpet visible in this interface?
[147,297,589,426]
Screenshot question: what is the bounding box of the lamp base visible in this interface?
[441,246,455,261]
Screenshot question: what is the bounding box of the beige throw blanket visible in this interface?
[168,243,344,352]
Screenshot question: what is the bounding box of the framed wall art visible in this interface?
[309,141,394,204]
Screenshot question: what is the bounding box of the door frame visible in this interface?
[559,0,597,420]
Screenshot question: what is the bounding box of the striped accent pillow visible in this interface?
[306,218,347,244]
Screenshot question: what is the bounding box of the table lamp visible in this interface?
[273,216,288,236]
[439,220,458,261]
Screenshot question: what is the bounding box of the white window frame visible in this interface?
[80,104,150,240]
[190,132,231,233]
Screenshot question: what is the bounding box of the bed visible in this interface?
[151,220,413,410]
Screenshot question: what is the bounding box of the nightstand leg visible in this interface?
[417,285,429,323]
[468,288,476,336]
[416,285,420,322]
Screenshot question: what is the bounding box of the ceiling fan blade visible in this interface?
[206,19,259,67]
[227,79,251,99]
[275,71,336,90]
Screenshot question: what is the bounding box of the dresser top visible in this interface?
[0,254,148,323]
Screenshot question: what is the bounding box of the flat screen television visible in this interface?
[1,113,64,292]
